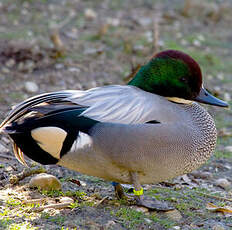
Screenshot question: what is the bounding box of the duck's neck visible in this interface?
[128,64,155,92]
[128,58,189,97]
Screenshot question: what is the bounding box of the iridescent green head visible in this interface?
[128,50,228,107]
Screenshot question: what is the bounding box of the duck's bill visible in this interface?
[194,87,229,107]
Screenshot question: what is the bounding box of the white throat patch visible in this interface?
[31,126,67,159]
[166,97,193,105]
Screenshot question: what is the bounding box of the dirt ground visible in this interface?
[0,0,232,229]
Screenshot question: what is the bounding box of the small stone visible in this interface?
[84,8,97,20]
[145,31,153,42]
[55,63,64,69]
[217,72,224,80]
[138,17,152,26]
[105,220,116,229]
[1,67,10,73]
[172,226,181,230]
[165,209,182,221]
[29,173,62,191]
[25,81,39,93]
[215,178,231,189]
[144,218,152,224]
[224,92,231,101]
[197,34,205,41]
[193,39,201,47]
[212,224,225,230]
[132,206,149,213]
[190,171,213,180]
[5,59,15,68]
[68,67,80,73]
[180,39,188,46]
[106,18,120,27]
[60,196,74,203]
[224,146,232,152]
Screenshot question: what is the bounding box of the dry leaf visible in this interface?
[206,203,232,214]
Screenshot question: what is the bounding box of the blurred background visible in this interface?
[0,0,232,229]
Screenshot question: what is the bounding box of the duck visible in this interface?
[0,50,228,210]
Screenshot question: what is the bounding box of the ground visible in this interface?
[0,0,232,229]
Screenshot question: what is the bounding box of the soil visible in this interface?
[0,0,232,229]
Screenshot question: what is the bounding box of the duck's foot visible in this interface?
[129,172,174,211]
[135,195,174,211]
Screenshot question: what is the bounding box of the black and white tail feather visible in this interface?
[0,91,98,166]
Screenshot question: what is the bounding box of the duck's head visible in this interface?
[128,50,228,107]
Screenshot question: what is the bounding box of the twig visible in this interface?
[22,198,47,205]
[31,202,72,212]
[197,192,232,202]
[9,166,46,185]
[95,196,108,207]
[0,153,16,160]
[152,15,160,54]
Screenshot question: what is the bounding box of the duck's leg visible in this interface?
[130,172,174,211]
[112,182,133,200]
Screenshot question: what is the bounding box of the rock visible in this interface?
[224,92,231,101]
[144,218,152,224]
[105,220,116,229]
[132,206,149,213]
[84,8,97,20]
[172,226,181,230]
[55,63,64,69]
[60,196,74,203]
[1,67,10,73]
[5,59,15,68]
[193,39,201,47]
[215,178,231,189]
[165,209,182,221]
[224,146,232,152]
[68,67,80,73]
[212,224,225,230]
[106,18,120,27]
[25,81,39,93]
[29,173,62,191]
[190,171,213,180]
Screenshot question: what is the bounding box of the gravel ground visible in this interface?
[0,0,232,229]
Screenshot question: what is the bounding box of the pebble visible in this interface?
[84,8,97,20]
[212,224,225,230]
[193,39,201,47]
[107,18,120,27]
[165,209,182,221]
[68,67,80,73]
[224,92,231,101]
[215,178,231,189]
[1,67,10,73]
[144,218,152,224]
[5,59,15,68]
[224,146,232,152]
[190,171,213,180]
[172,226,181,230]
[59,196,74,203]
[29,173,62,191]
[132,206,149,213]
[138,17,152,26]
[25,81,39,93]
[55,63,64,69]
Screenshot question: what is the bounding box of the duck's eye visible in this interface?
[180,77,188,83]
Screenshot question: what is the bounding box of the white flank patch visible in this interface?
[31,127,67,159]
[71,131,92,151]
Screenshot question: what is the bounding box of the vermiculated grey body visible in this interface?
[58,94,217,184]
